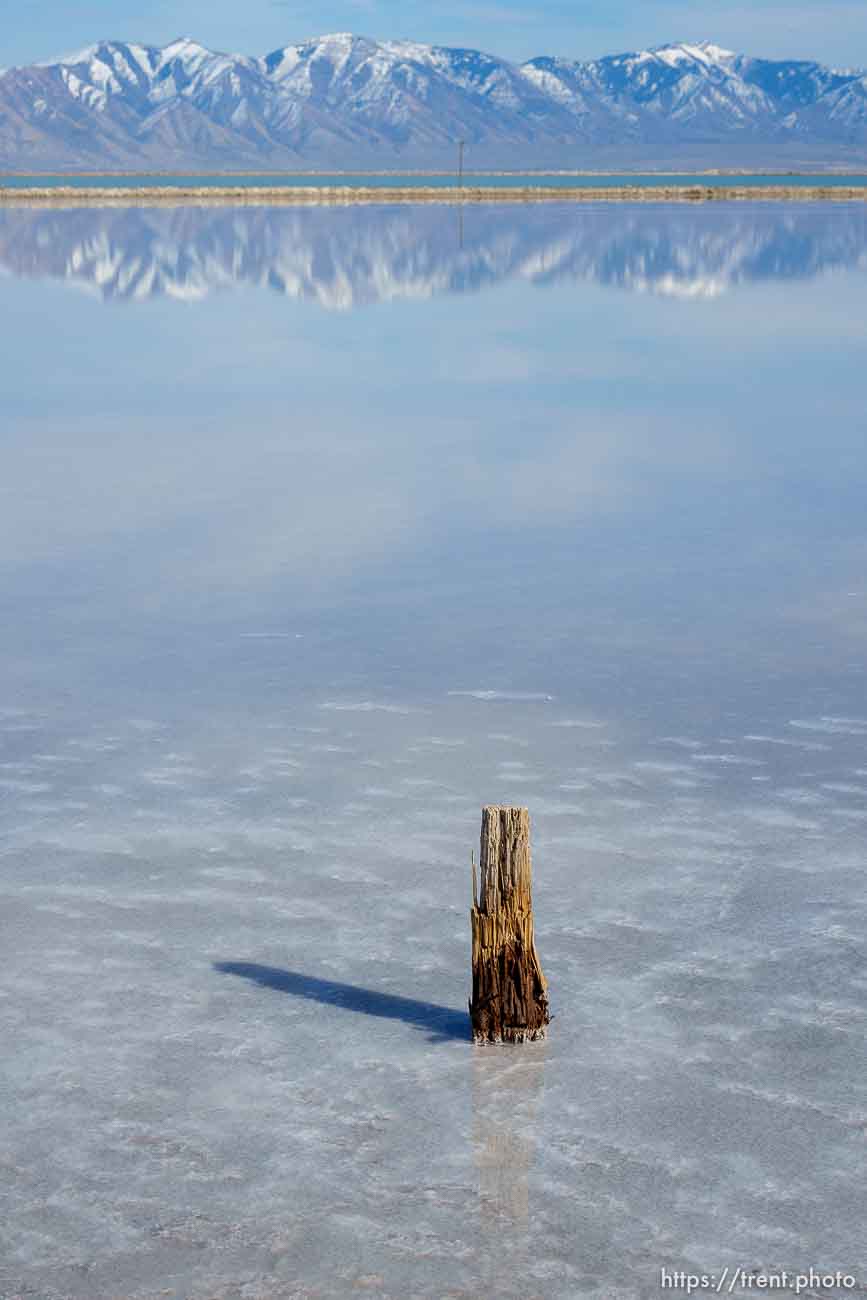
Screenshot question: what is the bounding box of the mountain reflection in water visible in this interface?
[1,202,865,308]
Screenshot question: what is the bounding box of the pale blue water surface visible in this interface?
[2,170,867,188]
[0,201,865,1300]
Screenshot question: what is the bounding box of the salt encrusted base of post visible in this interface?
[469,806,549,1044]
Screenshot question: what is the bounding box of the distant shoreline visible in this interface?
[2,185,866,206]
[2,169,865,178]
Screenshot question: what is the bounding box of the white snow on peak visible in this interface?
[60,68,108,109]
[262,32,372,82]
[300,32,371,57]
[34,39,158,72]
[382,39,440,61]
[314,32,361,44]
[34,43,101,68]
[651,42,736,67]
[157,37,220,71]
[698,42,736,60]
[161,36,210,56]
[126,43,155,69]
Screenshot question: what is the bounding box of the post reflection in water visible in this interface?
[473,1048,547,1227]
[0,201,865,308]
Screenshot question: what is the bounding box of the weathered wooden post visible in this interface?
[469,806,549,1043]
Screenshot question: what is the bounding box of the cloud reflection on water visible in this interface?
[1,198,866,1298]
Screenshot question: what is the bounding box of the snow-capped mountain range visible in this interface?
[1,34,866,171]
[1,204,865,307]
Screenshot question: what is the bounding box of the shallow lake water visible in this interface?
[1,201,865,1300]
[3,171,867,189]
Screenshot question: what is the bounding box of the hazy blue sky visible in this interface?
[4,0,867,69]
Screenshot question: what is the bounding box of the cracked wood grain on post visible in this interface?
[469,806,549,1044]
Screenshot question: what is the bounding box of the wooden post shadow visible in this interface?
[469,806,550,1044]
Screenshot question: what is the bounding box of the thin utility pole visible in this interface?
[457,140,466,249]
